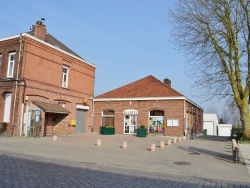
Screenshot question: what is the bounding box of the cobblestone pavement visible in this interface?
[0,134,250,187]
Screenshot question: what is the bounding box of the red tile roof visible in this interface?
[95,75,184,98]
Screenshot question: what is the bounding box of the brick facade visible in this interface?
[93,76,203,137]
[0,20,95,137]
[93,99,203,137]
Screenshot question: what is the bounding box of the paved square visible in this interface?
[0,134,249,187]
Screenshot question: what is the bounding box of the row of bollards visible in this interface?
[52,136,187,145]
[95,136,186,151]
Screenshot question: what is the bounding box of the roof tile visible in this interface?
[95,75,184,98]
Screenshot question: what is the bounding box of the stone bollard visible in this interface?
[178,137,182,142]
[172,137,177,143]
[96,139,101,146]
[122,141,127,149]
[53,135,58,141]
[150,144,155,151]
[182,136,186,141]
[166,139,172,145]
[159,141,164,148]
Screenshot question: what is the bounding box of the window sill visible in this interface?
[61,86,69,90]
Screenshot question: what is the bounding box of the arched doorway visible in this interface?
[123,109,138,134]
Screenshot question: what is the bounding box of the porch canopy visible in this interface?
[32,101,70,114]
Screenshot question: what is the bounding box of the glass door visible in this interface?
[124,115,138,134]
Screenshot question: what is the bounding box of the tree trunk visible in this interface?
[239,101,250,140]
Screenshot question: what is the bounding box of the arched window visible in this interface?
[102,110,114,126]
[149,110,164,134]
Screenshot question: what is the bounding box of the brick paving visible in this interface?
[239,144,250,176]
[0,134,250,187]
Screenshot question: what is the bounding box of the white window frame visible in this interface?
[102,110,115,126]
[7,52,16,78]
[61,66,69,88]
[3,93,12,122]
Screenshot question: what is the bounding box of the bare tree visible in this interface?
[219,107,231,123]
[170,0,250,139]
[205,104,219,114]
[226,97,242,125]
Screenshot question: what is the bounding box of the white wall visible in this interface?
[203,114,218,136]
[203,121,214,135]
[217,124,232,136]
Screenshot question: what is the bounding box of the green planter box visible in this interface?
[137,128,147,137]
[203,129,207,135]
[100,126,115,135]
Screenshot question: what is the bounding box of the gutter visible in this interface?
[12,34,23,132]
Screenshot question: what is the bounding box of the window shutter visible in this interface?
[3,93,12,122]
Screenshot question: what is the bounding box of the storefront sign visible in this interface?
[123,109,138,115]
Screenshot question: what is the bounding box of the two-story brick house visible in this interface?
[93,75,203,137]
[0,19,96,137]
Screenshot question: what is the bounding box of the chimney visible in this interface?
[33,18,46,41]
[164,78,171,87]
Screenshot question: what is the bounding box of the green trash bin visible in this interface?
[203,129,207,135]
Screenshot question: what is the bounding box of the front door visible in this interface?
[124,115,138,134]
[76,109,86,133]
[28,110,41,137]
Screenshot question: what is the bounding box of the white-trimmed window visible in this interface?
[149,110,164,133]
[102,110,115,126]
[61,66,69,88]
[7,52,16,78]
[3,93,12,122]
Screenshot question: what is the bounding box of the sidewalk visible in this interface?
[0,134,250,183]
[239,143,250,176]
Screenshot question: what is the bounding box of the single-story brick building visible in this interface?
[93,75,203,137]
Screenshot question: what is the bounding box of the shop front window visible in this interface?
[148,110,164,134]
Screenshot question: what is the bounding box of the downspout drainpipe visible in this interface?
[12,33,23,136]
[91,97,94,133]
[184,99,186,136]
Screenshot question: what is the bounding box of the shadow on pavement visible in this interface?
[177,146,233,162]
[195,135,231,142]
[177,146,249,166]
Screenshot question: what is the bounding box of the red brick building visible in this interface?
[0,19,96,137]
[93,76,203,137]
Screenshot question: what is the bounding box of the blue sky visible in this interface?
[0,0,222,112]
